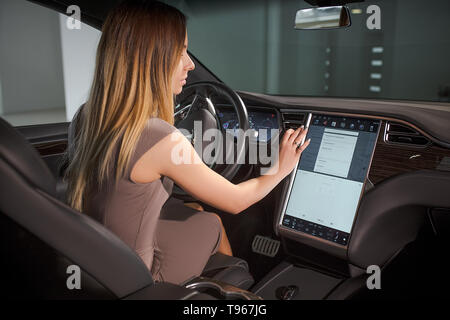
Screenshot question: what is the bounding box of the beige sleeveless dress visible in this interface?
[84,117,222,285]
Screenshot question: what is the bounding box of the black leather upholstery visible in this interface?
[0,117,153,298]
[349,169,450,269]
[0,118,56,196]
[201,253,254,290]
[203,252,250,272]
[0,116,254,298]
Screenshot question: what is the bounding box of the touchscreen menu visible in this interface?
[281,114,380,246]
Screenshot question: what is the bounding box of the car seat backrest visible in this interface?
[0,117,153,299]
[0,117,56,196]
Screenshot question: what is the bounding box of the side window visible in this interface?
[0,0,101,127]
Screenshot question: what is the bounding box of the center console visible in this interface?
[251,262,342,300]
[185,277,262,300]
[276,113,380,259]
[251,112,381,300]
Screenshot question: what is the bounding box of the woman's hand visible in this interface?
[277,126,310,178]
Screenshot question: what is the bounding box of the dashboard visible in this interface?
[221,94,450,268]
[217,108,279,142]
[216,102,450,186]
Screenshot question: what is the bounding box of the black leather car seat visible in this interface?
[0,117,253,299]
[67,106,254,290]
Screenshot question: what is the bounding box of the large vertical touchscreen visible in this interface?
[279,114,380,246]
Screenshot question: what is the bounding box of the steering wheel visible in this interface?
[172,81,249,200]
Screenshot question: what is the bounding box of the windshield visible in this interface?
[164,0,450,103]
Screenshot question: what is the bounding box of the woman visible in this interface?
[65,0,310,285]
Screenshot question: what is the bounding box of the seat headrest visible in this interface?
[0,117,56,196]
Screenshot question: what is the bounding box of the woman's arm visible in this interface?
[131,126,309,214]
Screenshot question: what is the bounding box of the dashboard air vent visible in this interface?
[384,121,430,148]
[281,111,307,130]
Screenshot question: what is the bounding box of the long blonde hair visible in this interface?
[65,0,186,211]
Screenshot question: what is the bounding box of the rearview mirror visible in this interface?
[294,6,351,30]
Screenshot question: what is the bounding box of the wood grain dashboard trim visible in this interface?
[370,122,450,185]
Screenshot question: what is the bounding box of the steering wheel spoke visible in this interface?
[172,81,249,201]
